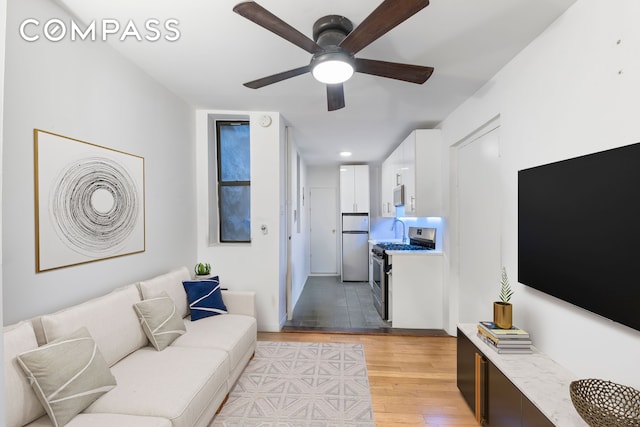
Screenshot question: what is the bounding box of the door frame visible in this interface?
[447,116,501,333]
[285,129,293,321]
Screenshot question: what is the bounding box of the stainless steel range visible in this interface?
[371,227,436,320]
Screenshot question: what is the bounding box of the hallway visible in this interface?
[283,276,387,331]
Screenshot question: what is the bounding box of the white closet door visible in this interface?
[309,187,338,274]
[457,128,502,323]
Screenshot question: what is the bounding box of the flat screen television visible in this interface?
[518,142,640,332]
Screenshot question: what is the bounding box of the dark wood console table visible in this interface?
[456,324,587,426]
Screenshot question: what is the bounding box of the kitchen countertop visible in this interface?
[369,239,442,255]
[368,238,402,244]
[458,323,587,426]
[385,249,442,256]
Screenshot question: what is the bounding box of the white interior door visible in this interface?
[309,187,337,274]
[457,127,502,322]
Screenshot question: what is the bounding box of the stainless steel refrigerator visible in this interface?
[341,213,369,282]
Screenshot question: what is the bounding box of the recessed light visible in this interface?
[340,151,352,157]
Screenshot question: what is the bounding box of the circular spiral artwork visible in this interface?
[49,157,140,257]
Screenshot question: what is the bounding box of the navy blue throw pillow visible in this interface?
[182,277,228,321]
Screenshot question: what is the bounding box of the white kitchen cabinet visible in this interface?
[380,144,404,217]
[340,165,370,213]
[380,158,395,217]
[382,129,443,217]
[401,133,416,214]
[368,241,374,290]
[389,252,443,329]
[389,142,404,188]
[411,129,443,217]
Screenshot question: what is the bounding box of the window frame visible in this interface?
[215,120,251,243]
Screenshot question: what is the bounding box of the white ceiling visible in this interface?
[56,0,577,165]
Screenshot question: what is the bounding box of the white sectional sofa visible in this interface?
[4,267,257,427]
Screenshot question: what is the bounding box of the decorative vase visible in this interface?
[493,301,513,329]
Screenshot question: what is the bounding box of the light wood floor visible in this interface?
[259,332,479,427]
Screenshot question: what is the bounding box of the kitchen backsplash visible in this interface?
[370,216,443,250]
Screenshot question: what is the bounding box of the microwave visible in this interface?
[393,185,404,207]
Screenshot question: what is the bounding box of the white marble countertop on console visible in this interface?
[458,323,587,426]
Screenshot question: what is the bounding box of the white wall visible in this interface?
[442,0,640,388]
[277,117,287,328]
[0,0,7,422]
[3,0,196,324]
[195,110,285,332]
[307,165,339,189]
[287,130,309,310]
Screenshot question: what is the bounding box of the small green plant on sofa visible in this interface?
[194,262,211,276]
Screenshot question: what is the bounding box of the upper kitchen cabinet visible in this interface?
[384,129,443,217]
[340,165,370,213]
[380,151,398,217]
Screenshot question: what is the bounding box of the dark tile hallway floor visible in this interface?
[283,276,388,330]
[282,275,450,336]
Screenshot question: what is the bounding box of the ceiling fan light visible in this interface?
[310,50,355,84]
[312,60,354,84]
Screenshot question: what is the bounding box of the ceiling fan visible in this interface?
[233,0,435,111]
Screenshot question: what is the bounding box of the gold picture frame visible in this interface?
[34,129,145,272]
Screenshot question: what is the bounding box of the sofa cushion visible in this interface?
[4,321,46,427]
[173,314,257,374]
[84,346,228,427]
[219,290,257,318]
[26,413,172,427]
[138,267,191,319]
[133,292,186,351]
[182,277,227,321]
[40,284,147,367]
[16,327,117,427]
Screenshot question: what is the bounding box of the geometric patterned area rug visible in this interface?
[211,341,375,426]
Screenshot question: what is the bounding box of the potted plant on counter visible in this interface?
[194,262,211,279]
[493,267,514,329]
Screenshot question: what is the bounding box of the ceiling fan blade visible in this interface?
[243,65,310,89]
[339,0,429,54]
[327,84,345,111]
[233,2,322,54]
[355,58,434,84]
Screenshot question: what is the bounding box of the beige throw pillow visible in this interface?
[133,292,186,351]
[4,321,46,427]
[16,327,116,427]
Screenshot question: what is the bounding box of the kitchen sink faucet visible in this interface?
[391,218,407,243]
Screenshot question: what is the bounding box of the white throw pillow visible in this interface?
[16,327,117,427]
[133,292,186,351]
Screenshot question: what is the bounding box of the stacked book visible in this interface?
[477,321,532,354]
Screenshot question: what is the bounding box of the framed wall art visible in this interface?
[34,129,145,272]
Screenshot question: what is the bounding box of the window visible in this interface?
[216,121,250,242]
